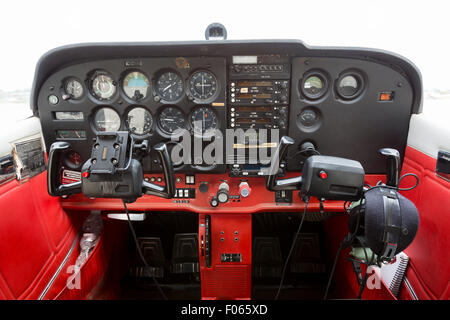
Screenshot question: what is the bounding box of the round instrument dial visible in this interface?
[91,73,116,100]
[190,106,218,135]
[64,78,84,99]
[126,107,153,135]
[155,71,184,102]
[123,71,150,101]
[158,106,185,134]
[301,73,327,99]
[65,150,82,168]
[336,73,364,99]
[299,109,318,127]
[94,107,121,132]
[189,71,218,101]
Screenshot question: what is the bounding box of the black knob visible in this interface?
[210,197,219,207]
[199,182,209,193]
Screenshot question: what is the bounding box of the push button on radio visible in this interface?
[319,170,328,179]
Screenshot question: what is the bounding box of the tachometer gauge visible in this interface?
[91,73,116,100]
[155,71,184,102]
[189,71,218,101]
[93,107,121,132]
[123,71,150,101]
[190,106,218,135]
[158,106,185,134]
[64,78,84,99]
[126,107,153,135]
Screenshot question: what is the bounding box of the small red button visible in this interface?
[82,171,90,178]
[319,170,327,179]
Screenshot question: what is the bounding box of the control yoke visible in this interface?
[48,131,175,202]
[266,136,302,191]
[266,136,367,201]
[378,148,400,188]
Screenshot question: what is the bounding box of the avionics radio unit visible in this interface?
[229,105,288,130]
[229,80,289,105]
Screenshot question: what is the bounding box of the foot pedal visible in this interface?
[289,233,325,273]
[170,233,199,274]
[253,237,282,279]
[130,237,165,278]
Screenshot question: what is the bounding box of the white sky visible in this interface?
[0,0,449,91]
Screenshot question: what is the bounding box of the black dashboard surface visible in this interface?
[32,40,422,175]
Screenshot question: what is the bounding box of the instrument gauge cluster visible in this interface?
[42,56,226,173]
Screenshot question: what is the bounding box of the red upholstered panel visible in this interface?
[0,172,81,299]
[400,146,450,300]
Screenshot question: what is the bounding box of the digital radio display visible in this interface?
[236,106,271,112]
[237,81,272,87]
[237,93,271,99]
[236,118,271,124]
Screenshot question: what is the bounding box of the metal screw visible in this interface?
[234,237,238,242]
[220,238,224,242]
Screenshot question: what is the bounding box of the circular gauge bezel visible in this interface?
[187,70,219,103]
[63,77,84,100]
[335,70,365,101]
[121,70,151,102]
[92,106,122,133]
[189,106,219,137]
[125,106,154,137]
[89,71,117,101]
[296,106,322,133]
[157,105,186,136]
[300,70,329,100]
[154,69,185,103]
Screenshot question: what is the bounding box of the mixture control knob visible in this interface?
[238,182,251,198]
[217,182,229,203]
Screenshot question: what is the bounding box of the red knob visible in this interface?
[239,182,251,198]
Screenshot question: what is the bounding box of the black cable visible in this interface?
[122,200,168,300]
[323,206,362,300]
[357,251,375,299]
[397,173,420,191]
[274,197,309,300]
[323,241,344,300]
[367,173,419,192]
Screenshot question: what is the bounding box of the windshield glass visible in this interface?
[1,0,449,118]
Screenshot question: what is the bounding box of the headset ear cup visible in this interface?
[396,192,420,252]
[364,188,419,256]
